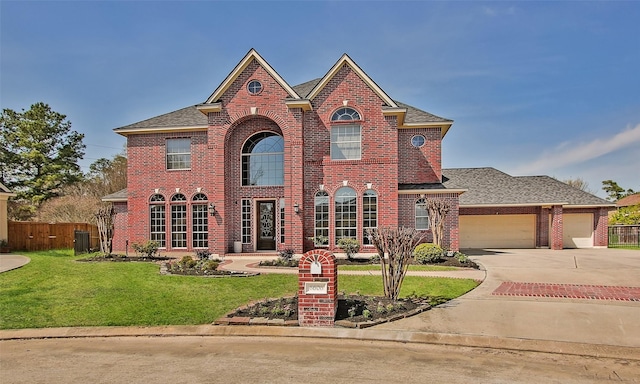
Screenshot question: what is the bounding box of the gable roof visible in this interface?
[204,48,300,104]
[114,51,453,136]
[305,54,397,108]
[441,167,613,207]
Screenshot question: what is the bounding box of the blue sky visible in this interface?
[2,1,639,198]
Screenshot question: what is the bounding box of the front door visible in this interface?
[257,200,276,251]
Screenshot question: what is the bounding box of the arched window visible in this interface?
[314,191,329,246]
[241,132,284,186]
[331,107,361,121]
[362,190,377,245]
[335,187,357,242]
[149,194,166,248]
[415,198,429,230]
[171,193,187,248]
[330,107,361,160]
[192,193,208,248]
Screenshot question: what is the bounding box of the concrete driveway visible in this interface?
[374,248,640,348]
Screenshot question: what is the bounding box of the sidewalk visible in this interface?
[0,254,30,273]
[1,249,638,360]
[219,255,486,280]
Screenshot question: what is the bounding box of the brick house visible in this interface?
[104,49,613,256]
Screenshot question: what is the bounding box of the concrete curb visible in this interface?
[1,325,638,361]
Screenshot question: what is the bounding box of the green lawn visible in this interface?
[0,250,478,329]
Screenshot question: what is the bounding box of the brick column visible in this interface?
[298,249,338,327]
[550,205,563,250]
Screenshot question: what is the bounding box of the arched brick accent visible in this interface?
[298,249,338,327]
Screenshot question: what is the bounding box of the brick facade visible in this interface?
[110,50,609,254]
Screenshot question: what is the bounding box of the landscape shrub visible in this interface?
[337,238,360,260]
[131,240,159,258]
[413,243,444,264]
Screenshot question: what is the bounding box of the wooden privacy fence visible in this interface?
[8,221,99,251]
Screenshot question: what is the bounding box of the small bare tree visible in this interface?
[425,199,450,248]
[95,204,115,255]
[368,227,426,301]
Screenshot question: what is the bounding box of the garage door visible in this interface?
[460,214,535,249]
[563,213,593,248]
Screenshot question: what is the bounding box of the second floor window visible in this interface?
[166,138,191,170]
[330,108,361,160]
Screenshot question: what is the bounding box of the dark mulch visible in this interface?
[227,295,437,324]
[258,256,480,269]
[76,254,172,262]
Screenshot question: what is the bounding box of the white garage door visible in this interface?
[563,213,593,248]
[460,214,535,249]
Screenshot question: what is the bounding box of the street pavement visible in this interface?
[1,248,639,383]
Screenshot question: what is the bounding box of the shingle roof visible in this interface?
[102,188,127,202]
[291,78,321,98]
[393,101,451,123]
[115,82,451,132]
[616,193,640,207]
[114,105,208,132]
[440,167,613,207]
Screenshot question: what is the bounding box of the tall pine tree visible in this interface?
[1,102,85,219]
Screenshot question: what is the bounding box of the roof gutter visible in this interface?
[398,189,467,195]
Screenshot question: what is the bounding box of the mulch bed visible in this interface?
[258,256,479,269]
[218,295,435,328]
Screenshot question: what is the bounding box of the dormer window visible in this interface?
[330,107,361,160]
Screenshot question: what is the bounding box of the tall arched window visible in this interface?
[362,190,377,245]
[192,193,208,248]
[241,132,284,186]
[335,187,357,242]
[314,191,329,246]
[149,194,166,248]
[171,193,187,248]
[330,107,361,160]
[415,198,429,230]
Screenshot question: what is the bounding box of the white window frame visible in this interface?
[330,125,361,160]
[415,198,430,230]
[362,190,377,245]
[166,138,191,170]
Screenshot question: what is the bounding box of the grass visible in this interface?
[608,245,640,250]
[338,264,457,271]
[0,250,479,329]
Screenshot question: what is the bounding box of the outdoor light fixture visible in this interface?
[208,203,216,216]
[293,202,300,214]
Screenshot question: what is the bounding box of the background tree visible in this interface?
[1,103,85,220]
[609,205,640,225]
[36,153,127,223]
[602,180,635,202]
[368,226,426,301]
[562,177,594,194]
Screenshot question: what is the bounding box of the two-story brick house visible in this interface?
[104,49,613,255]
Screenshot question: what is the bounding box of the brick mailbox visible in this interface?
[298,249,338,327]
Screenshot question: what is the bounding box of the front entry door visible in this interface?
[257,200,276,251]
